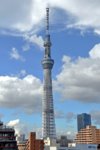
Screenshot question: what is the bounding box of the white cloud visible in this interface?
[56,130,65,137]
[10,70,26,77]
[7,119,29,138]
[67,131,77,139]
[54,43,100,103]
[7,119,43,139]
[0,0,47,34]
[20,70,26,76]
[56,129,76,139]
[33,127,42,139]
[23,34,44,51]
[10,47,25,62]
[0,0,100,35]
[22,43,30,51]
[0,75,42,114]
[94,29,100,35]
[89,43,100,59]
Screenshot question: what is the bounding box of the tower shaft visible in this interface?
[41,8,56,139]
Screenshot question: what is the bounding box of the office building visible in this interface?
[74,125,100,145]
[77,113,91,132]
[41,8,56,139]
[0,120,18,150]
[26,132,44,150]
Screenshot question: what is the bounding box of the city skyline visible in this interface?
[0,0,100,139]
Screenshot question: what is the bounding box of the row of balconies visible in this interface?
[75,139,93,141]
[0,127,14,131]
[76,135,100,138]
[76,134,92,136]
[0,146,17,149]
[79,132,92,134]
[0,136,15,137]
[76,136,92,139]
[76,136,92,138]
[0,138,15,141]
[75,138,92,140]
[0,133,14,136]
[0,142,17,147]
[75,139,92,141]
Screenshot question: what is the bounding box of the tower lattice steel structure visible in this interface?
[41,8,56,139]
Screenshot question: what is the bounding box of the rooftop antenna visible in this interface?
[46,8,49,35]
[34,123,37,132]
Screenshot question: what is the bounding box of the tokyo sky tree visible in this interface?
[41,8,56,139]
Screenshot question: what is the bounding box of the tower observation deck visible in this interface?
[41,8,56,139]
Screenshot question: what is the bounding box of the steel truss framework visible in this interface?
[41,8,56,139]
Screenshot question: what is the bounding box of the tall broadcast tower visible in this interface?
[41,8,56,139]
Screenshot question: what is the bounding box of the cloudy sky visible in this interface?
[0,0,100,139]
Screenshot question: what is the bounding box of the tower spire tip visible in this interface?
[46,8,49,35]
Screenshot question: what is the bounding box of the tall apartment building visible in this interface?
[74,125,100,145]
[0,121,18,150]
[26,132,45,150]
[77,113,91,132]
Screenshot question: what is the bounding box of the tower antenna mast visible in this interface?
[46,8,49,35]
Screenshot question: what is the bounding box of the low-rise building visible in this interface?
[26,132,45,150]
[16,134,28,150]
[44,136,74,147]
[44,143,97,150]
[44,137,60,147]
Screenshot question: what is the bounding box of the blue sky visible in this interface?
[0,0,100,139]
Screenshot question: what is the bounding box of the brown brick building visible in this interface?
[74,125,100,144]
[26,132,45,150]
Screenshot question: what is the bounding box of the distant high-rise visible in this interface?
[77,113,91,132]
[41,8,56,139]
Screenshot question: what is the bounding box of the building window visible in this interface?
[40,149,42,150]
[40,145,42,147]
[40,141,42,143]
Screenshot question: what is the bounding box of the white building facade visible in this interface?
[44,143,97,150]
